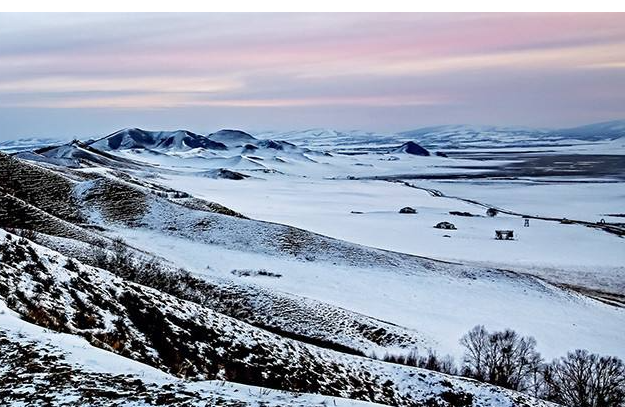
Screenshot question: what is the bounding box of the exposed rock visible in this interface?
[434,222,457,230]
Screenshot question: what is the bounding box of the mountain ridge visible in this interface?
[2,119,624,153]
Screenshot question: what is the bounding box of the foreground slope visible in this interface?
[0,300,384,407]
[0,230,553,407]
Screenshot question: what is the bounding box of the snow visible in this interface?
[63,132,621,363]
[151,173,625,293]
[256,121,625,151]
[0,137,67,153]
[42,127,620,361]
[0,298,172,383]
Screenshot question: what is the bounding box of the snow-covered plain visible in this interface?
[151,164,625,295]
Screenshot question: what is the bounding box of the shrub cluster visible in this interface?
[382,349,457,375]
[379,325,624,407]
[458,325,624,406]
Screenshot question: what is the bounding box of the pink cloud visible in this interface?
[0,13,623,131]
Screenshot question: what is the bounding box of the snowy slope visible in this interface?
[166,175,625,297]
[0,230,554,406]
[4,151,624,361]
[207,129,257,148]
[254,128,401,150]
[0,299,386,407]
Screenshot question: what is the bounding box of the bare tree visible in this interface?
[544,349,625,407]
[459,325,489,381]
[460,325,541,392]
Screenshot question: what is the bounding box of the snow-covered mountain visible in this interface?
[3,128,323,177]
[255,128,403,149]
[553,120,625,141]
[13,140,149,169]
[255,120,625,151]
[206,129,258,148]
[3,119,623,157]
[89,128,229,151]
[398,125,556,149]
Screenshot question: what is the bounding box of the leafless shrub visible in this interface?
[486,208,499,217]
[382,349,457,375]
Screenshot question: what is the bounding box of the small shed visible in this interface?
[495,230,514,240]
[434,221,456,230]
[399,207,417,214]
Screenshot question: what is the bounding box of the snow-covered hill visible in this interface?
[398,125,555,149]
[393,141,431,156]
[0,137,67,153]
[553,120,625,141]
[207,129,257,148]
[89,128,229,151]
[0,227,554,407]
[1,298,380,407]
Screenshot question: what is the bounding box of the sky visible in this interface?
[0,12,624,139]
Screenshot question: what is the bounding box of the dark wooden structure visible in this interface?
[495,230,514,240]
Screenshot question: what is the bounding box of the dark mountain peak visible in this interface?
[394,141,430,156]
[256,139,297,151]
